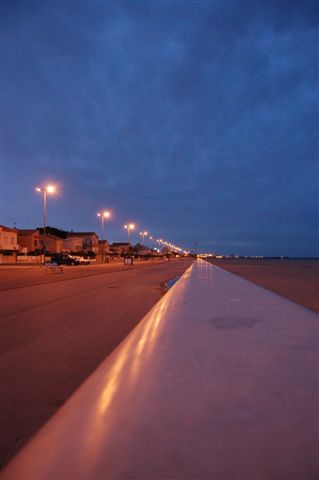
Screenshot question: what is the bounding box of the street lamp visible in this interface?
[139,231,148,244]
[97,211,111,262]
[97,211,111,242]
[35,184,56,262]
[149,235,155,249]
[124,223,135,243]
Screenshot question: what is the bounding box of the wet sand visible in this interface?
[206,259,319,313]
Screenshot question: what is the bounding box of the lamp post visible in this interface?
[149,235,155,249]
[124,223,135,244]
[139,231,148,245]
[157,238,164,254]
[149,235,157,256]
[36,185,56,263]
[97,211,111,262]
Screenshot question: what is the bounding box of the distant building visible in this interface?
[17,229,40,253]
[39,232,63,253]
[0,225,18,252]
[110,242,131,255]
[66,232,99,254]
[98,240,110,254]
[134,244,154,255]
[63,236,84,253]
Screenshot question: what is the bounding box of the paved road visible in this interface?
[0,259,192,467]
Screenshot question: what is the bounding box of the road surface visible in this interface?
[0,259,192,467]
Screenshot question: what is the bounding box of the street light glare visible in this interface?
[36,185,56,193]
[98,210,111,218]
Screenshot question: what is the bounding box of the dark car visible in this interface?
[51,253,80,266]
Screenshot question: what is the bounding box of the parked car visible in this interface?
[50,253,80,266]
[71,255,90,265]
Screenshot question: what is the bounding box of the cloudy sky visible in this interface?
[1,0,318,255]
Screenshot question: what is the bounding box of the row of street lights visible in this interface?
[95,219,187,254]
[35,184,187,256]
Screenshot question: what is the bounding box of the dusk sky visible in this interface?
[1,0,318,256]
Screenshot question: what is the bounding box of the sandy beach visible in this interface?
[206,258,319,313]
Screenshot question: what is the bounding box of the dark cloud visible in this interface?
[1,0,318,255]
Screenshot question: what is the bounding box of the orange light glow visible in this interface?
[124,223,135,230]
[97,211,111,218]
[36,185,56,194]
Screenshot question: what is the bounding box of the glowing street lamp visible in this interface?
[97,211,111,261]
[124,223,135,243]
[35,184,56,262]
[139,231,148,244]
[97,211,111,243]
[149,235,155,249]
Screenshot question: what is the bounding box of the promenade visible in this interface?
[2,259,318,479]
[0,259,192,467]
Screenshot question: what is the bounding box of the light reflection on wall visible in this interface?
[79,282,182,472]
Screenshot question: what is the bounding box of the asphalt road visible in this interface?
[0,259,192,468]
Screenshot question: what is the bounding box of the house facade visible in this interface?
[0,225,18,252]
[135,246,154,255]
[39,233,63,253]
[68,232,99,254]
[17,229,40,253]
[63,236,83,253]
[110,242,131,255]
[98,240,110,255]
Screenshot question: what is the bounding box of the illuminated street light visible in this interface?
[149,235,156,249]
[97,211,111,261]
[139,231,148,244]
[124,223,135,243]
[97,211,111,242]
[35,184,56,263]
